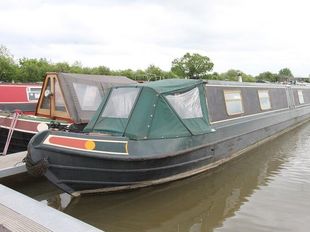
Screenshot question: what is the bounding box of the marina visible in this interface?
[1,77,310,231]
[2,1,310,231]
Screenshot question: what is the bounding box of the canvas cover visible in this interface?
[54,73,136,123]
[84,79,213,140]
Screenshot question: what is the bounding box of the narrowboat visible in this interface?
[0,72,135,154]
[25,79,310,195]
[0,83,41,113]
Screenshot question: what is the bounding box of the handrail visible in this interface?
[2,110,21,156]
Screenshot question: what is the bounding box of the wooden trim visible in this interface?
[52,77,70,119]
[35,74,70,120]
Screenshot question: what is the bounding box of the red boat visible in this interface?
[0,83,41,114]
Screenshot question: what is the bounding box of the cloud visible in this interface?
[1,0,310,76]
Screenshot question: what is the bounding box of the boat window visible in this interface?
[73,83,102,111]
[224,90,244,115]
[41,78,51,109]
[258,90,271,110]
[54,79,66,112]
[298,90,304,104]
[102,88,140,118]
[166,87,203,119]
[27,87,41,102]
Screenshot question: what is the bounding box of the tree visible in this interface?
[278,68,293,82]
[0,45,18,82]
[256,71,279,82]
[171,53,214,79]
[145,65,164,81]
[278,68,293,77]
[219,69,255,82]
[90,65,111,75]
[18,58,50,82]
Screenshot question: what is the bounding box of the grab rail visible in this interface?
[2,110,21,156]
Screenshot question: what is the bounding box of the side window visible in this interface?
[41,78,51,109]
[54,79,66,112]
[27,87,41,102]
[258,90,271,110]
[166,87,203,119]
[298,90,304,104]
[224,90,244,115]
[102,88,140,118]
[73,83,102,111]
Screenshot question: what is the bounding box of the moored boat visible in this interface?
[0,72,136,154]
[0,83,41,113]
[26,79,310,195]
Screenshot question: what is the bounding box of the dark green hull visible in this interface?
[26,105,310,195]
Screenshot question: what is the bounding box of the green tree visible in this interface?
[52,62,71,73]
[0,45,18,82]
[145,65,164,81]
[171,53,214,79]
[90,65,111,75]
[18,58,50,82]
[278,68,293,77]
[256,71,279,82]
[219,69,255,82]
[278,68,293,82]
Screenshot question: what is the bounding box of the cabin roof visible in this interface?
[136,79,204,94]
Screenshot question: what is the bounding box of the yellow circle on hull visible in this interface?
[85,140,96,150]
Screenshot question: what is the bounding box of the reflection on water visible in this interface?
[7,122,310,231]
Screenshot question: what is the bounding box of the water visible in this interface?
[5,122,310,232]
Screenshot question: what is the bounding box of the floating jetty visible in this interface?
[0,151,26,178]
[0,184,102,232]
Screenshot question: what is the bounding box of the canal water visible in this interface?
[5,122,310,232]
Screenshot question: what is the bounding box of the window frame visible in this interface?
[223,90,244,116]
[297,90,304,104]
[258,90,272,111]
[36,75,70,119]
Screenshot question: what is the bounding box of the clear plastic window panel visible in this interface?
[166,87,203,119]
[41,78,51,109]
[258,90,271,110]
[102,88,140,118]
[54,79,66,112]
[224,91,243,115]
[298,90,304,104]
[73,83,102,111]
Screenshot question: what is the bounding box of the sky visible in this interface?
[1,0,310,76]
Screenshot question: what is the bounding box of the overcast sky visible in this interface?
[1,0,310,76]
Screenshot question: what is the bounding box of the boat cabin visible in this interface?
[204,80,310,123]
[0,83,41,113]
[85,79,310,139]
[84,79,214,139]
[36,72,136,123]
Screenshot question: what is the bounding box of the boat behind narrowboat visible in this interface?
[0,83,41,113]
[26,79,310,195]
